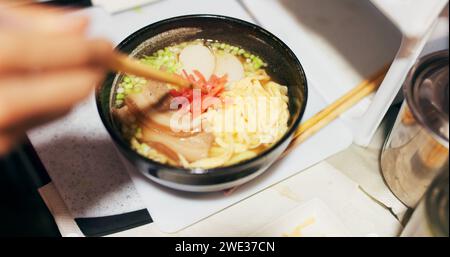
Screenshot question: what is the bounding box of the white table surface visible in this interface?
[34,0,450,237]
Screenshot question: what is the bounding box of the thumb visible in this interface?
[0,5,89,35]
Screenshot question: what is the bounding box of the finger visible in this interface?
[0,34,113,73]
[0,135,15,156]
[0,3,66,17]
[0,130,24,156]
[2,106,71,135]
[0,4,88,35]
[0,106,71,155]
[0,67,105,130]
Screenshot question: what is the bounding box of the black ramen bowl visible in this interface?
[96,15,308,192]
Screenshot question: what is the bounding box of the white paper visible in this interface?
[253,199,352,237]
[371,0,448,37]
[242,0,446,146]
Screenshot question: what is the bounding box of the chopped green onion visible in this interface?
[116,93,125,100]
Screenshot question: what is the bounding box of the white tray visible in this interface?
[123,84,352,233]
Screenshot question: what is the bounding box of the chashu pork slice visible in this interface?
[115,80,214,164]
[141,125,214,163]
[125,80,171,116]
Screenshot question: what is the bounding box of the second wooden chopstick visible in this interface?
[282,65,389,158]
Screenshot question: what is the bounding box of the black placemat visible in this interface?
[1,139,153,237]
[0,142,59,237]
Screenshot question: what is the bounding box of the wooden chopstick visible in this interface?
[109,52,191,88]
[281,65,389,158]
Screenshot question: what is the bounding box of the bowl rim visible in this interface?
[96,14,308,177]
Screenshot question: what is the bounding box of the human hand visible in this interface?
[0,3,113,155]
